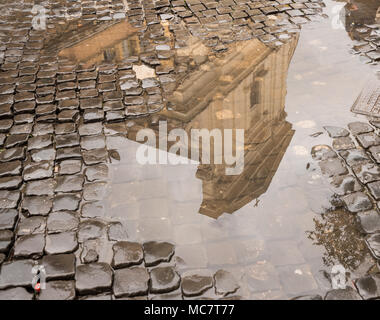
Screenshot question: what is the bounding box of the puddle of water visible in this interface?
[97,2,375,298]
[45,0,379,298]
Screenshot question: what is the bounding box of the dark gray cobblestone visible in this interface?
[0,229,244,299]
[311,120,380,300]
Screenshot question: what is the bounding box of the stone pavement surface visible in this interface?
[349,23,380,65]
[0,0,379,300]
[0,0,330,300]
[0,0,329,118]
[343,0,380,65]
[310,121,380,300]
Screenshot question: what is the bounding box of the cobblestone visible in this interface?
[358,210,380,234]
[0,259,35,289]
[42,254,76,280]
[47,211,79,233]
[0,0,363,301]
[75,263,113,295]
[354,275,380,300]
[324,287,362,300]
[113,267,150,298]
[323,126,349,138]
[312,121,380,298]
[78,220,106,242]
[143,241,175,266]
[45,231,78,255]
[0,287,33,300]
[22,196,53,216]
[366,233,380,260]
[149,266,181,293]
[38,280,76,300]
[214,269,240,296]
[0,209,18,230]
[112,241,144,268]
[181,274,214,297]
[17,216,46,236]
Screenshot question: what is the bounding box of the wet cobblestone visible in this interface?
[311,120,380,300]
[0,0,377,301]
[343,0,380,66]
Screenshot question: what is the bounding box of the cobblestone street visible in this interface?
[0,0,380,300]
[310,121,380,300]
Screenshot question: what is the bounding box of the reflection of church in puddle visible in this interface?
[149,36,298,218]
[50,17,298,219]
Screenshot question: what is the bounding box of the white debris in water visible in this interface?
[309,39,323,46]
[308,40,328,51]
[133,64,156,80]
[312,81,327,86]
[216,109,240,120]
[296,120,316,128]
[294,269,303,275]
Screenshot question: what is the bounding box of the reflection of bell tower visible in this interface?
[195,40,297,218]
[125,35,298,218]
[158,36,298,218]
[127,36,298,218]
[42,15,299,220]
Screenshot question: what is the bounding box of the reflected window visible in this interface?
[104,49,116,61]
[250,69,267,108]
[122,40,130,57]
[122,38,139,57]
[250,80,261,107]
[129,39,139,56]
